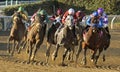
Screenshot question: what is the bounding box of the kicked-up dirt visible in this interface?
[0,30,120,72]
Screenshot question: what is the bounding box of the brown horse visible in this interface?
[46,21,61,63]
[26,14,46,62]
[76,16,110,65]
[7,11,27,55]
[51,15,75,65]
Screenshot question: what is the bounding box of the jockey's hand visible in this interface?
[74,19,77,24]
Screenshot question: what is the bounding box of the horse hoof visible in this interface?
[61,63,67,66]
[91,59,94,62]
[7,50,10,54]
[81,61,86,65]
[52,56,56,61]
[27,61,30,64]
[103,58,105,62]
[10,53,13,56]
[26,50,29,54]
[17,51,20,54]
[21,47,24,49]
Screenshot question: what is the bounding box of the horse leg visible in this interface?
[81,42,87,65]
[46,42,52,63]
[90,49,98,65]
[75,40,82,64]
[28,41,32,63]
[26,40,30,54]
[62,48,69,65]
[52,44,60,61]
[7,36,11,54]
[67,46,74,62]
[11,40,15,56]
[21,40,27,49]
[102,39,110,62]
[30,40,41,61]
[94,48,103,65]
[18,41,25,54]
[103,47,107,62]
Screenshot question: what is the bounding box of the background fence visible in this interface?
[0,15,120,31]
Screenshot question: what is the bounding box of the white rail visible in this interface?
[0,1,42,7]
[0,15,119,31]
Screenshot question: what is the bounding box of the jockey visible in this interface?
[30,9,49,27]
[14,6,29,29]
[56,8,77,32]
[75,10,86,24]
[28,9,49,31]
[50,8,63,21]
[30,8,41,23]
[62,8,77,24]
[30,8,49,24]
[97,8,110,38]
[50,8,63,23]
[17,6,29,22]
[55,8,77,45]
[86,11,103,29]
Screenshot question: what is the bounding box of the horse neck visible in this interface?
[64,26,73,38]
[13,19,24,28]
[87,27,98,38]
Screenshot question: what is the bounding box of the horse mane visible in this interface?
[34,14,44,25]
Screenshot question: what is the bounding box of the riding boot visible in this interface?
[72,25,78,45]
[105,27,111,39]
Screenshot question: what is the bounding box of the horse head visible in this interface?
[91,16,99,26]
[12,11,23,24]
[64,15,74,30]
[34,14,45,26]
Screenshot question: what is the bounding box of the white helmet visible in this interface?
[68,8,75,15]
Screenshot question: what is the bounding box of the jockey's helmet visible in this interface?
[97,8,104,15]
[92,11,98,17]
[68,8,75,15]
[18,6,24,12]
[57,8,63,15]
[39,9,47,15]
[76,10,82,17]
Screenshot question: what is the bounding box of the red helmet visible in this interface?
[57,8,63,15]
[76,10,81,17]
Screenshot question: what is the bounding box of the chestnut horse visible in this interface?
[26,14,46,62]
[7,11,27,55]
[76,16,110,65]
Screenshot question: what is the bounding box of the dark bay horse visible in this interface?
[76,16,110,65]
[75,18,86,63]
[46,20,61,63]
[7,11,27,55]
[26,14,46,62]
[51,15,75,65]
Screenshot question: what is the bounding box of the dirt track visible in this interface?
[0,30,120,72]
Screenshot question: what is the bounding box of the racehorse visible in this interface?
[26,14,46,62]
[75,16,110,65]
[51,15,75,65]
[46,20,61,63]
[7,11,27,55]
[75,17,86,63]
